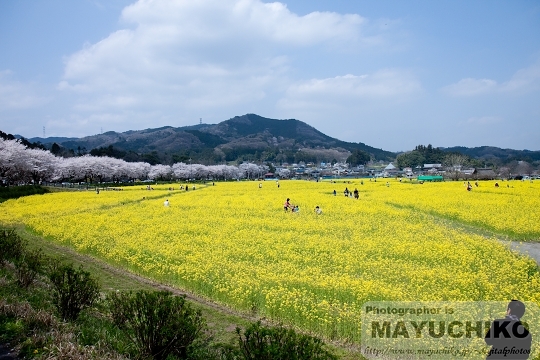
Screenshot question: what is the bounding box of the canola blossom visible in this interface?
[0,180,539,343]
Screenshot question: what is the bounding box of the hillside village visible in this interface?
[268,160,538,181]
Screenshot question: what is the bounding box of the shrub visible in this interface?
[236,321,338,360]
[14,248,45,288]
[0,185,49,203]
[0,229,25,265]
[48,263,100,321]
[107,290,205,360]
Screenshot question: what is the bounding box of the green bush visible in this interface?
[107,290,205,360]
[0,229,25,265]
[0,185,49,202]
[14,248,45,288]
[48,263,100,321]
[236,321,338,360]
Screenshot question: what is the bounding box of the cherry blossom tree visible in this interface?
[1,137,278,186]
[22,148,58,183]
[0,139,30,184]
[278,168,291,179]
[148,164,173,181]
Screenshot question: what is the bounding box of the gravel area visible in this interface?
[508,241,540,266]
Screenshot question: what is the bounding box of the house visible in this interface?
[475,168,497,180]
[460,168,476,179]
[423,164,442,170]
[383,163,399,177]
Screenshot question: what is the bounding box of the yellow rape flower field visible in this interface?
[1,179,539,343]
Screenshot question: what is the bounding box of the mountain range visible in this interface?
[24,114,393,165]
[11,113,540,166]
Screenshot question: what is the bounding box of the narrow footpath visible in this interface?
[508,241,540,266]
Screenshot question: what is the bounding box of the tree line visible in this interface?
[0,138,278,186]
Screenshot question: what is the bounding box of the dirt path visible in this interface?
[37,237,260,323]
[508,241,540,266]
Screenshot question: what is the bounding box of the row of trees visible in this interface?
[395,145,464,169]
[396,144,537,176]
[0,139,280,185]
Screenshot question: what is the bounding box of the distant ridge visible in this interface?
[21,136,79,144]
[24,114,394,164]
[12,114,538,165]
[441,146,540,162]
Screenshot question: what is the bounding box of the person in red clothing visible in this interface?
[283,198,291,211]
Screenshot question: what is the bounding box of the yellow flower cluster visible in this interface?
[372,179,540,240]
[1,180,538,343]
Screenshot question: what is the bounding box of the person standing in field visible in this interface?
[164,199,169,207]
[314,206,322,215]
[353,188,359,199]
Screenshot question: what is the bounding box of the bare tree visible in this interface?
[444,153,469,180]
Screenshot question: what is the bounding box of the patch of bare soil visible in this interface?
[507,241,540,266]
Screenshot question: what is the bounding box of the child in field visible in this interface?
[284,198,291,211]
[164,199,169,206]
[314,206,322,215]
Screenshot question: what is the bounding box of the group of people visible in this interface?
[283,198,299,212]
[283,198,322,215]
[465,181,511,191]
[339,187,360,199]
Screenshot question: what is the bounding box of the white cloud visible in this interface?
[57,0,376,119]
[442,78,497,96]
[442,62,540,96]
[0,70,51,110]
[119,0,365,46]
[278,69,422,110]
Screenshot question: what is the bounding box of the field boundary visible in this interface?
[386,202,540,266]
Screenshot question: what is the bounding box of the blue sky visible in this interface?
[1,0,539,152]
